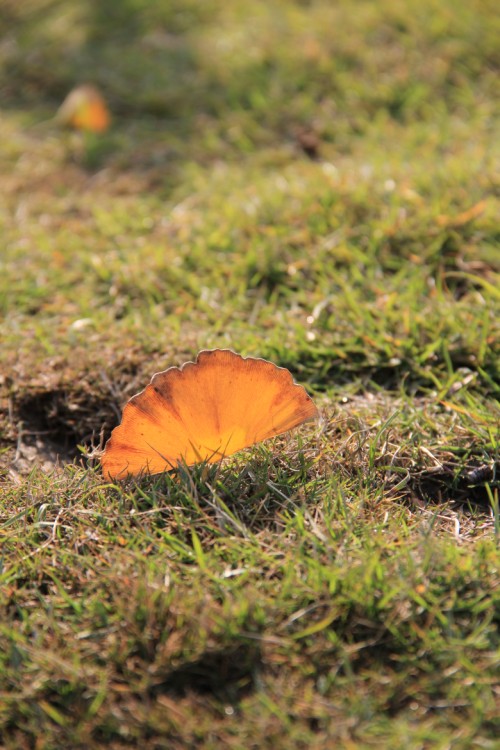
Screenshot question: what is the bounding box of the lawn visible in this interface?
[0,0,499,748]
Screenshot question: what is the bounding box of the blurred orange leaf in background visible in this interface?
[57,84,111,133]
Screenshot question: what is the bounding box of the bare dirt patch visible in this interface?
[0,348,153,477]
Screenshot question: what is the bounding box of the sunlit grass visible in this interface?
[0,0,499,747]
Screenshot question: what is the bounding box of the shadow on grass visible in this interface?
[2,0,209,107]
[149,642,262,702]
[411,463,499,508]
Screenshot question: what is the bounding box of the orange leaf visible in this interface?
[102,350,318,480]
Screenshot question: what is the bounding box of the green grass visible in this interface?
[1,0,499,747]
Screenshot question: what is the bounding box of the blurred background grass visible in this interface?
[1,0,498,376]
[2,0,499,133]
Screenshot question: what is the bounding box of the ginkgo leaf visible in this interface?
[101,349,318,480]
[57,85,111,133]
